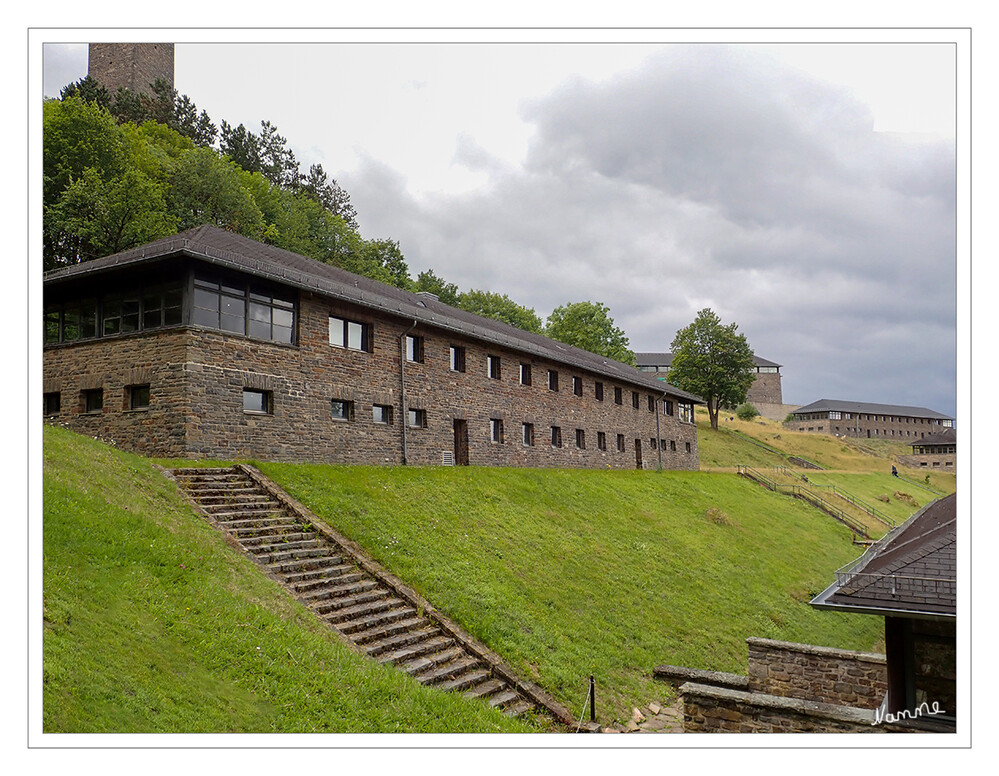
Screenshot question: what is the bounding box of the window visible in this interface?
[330,316,370,351]
[43,392,60,416]
[488,355,501,379]
[573,376,583,396]
[520,363,532,386]
[597,431,607,451]
[595,382,604,402]
[128,384,150,410]
[576,429,586,449]
[650,438,657,449]
[660,439,668,450]
[614,387,623,405]
[408,408,427,428]
[450,345,466,372]
[670,440,677,451]
[405,334,424,363]
[616,434,625,452]
[45,286,182,345]
[663,400,674,416]
[829,411,842,420]
[242,389,272,414]
[632,391,640,409]
[551,426,563,448]
[193,275,294,344]
[331,399,354,421]
[490,418,504,444]
[648,395,656,412]
[82,389,103,414]
[679,403,694,423]
[548,370,559,391]
[685,442,691,453]
[373,404,393,424]
[522,422,535,446]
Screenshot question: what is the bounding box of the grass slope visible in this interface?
[257,461,885,723]
[42,425,535,733]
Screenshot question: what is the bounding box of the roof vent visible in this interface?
[416,291,439,302]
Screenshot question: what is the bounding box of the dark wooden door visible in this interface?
[454,419,469,466]
[634,438,643,469]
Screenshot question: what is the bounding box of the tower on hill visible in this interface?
[88,43,174,95]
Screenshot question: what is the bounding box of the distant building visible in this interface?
[898,428,956,472]
[88,43,174,94]
[635,351,786,418]
[788,399,953,440]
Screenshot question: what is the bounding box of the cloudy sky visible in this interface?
[41,32,962,418]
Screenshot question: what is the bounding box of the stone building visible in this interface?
[635,351,787,419]
[897,428,957,472]
[88,43,175,94]
[43,226,701,469]
[788,399,954,440]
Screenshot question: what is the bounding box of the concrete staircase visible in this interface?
[169,464,581,730]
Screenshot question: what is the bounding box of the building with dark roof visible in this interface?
[788,398,954,441]
[636,351,785,418]
[898,428,957,472]
[43,226,702,469]
[811,494,956,728]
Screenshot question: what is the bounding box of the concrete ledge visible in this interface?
[654,664,749,691]
[746,637,886,665]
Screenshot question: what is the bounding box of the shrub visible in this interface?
[736,403,759,421]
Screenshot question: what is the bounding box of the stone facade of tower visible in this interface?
[88,43,174,94]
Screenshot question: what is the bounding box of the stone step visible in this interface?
[286,565,359,587]
[463,678,505,700]
[504,700,533,718]
[488,689,521,708]
[267,555,347,575]
[311,588,390,615]
[208,506,284,520]
[362,625,442,657]
[324,596,403,624]
[200,500,280,514]
[258,546,330,565]
[191,492,274,505]
[350,615,429,646]
[334,605,418,636]
[249,538,322,556]
[437,669,491,694]
[223,515,298,531]
[300,577,381,603]
[412,654,480,686]
[231,522,304,539]
[377,635,454,666]
[240,530,316,547]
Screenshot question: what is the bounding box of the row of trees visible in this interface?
[43,78,642,365]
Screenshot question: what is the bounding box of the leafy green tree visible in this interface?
[736,403,759,421]
[343,238,412,289]
[545,301,636,365]
[667,308,756,431]
[59,75,110,109]
[300,163,358,231]
[167,148,265,236]
[458,290,544,334]
[414,269,460,306]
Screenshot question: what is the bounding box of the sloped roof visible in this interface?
[635,352,781,369]
[909,429,957,448]
[44,226,703,403]
[792,398,952,421]
[810,493,956,619]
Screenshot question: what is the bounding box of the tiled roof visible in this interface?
[810,493,956,618]
[44,226,703,403]
[635,352,781,369]
[909,429,957,448]
[792,398,952,421]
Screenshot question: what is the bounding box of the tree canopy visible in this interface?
[544,301,636,365]
[457,290,544,334]
[667,308,756,430]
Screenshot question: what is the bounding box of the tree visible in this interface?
[458,289,544,334]
[545,301,636,365]
[414,269,460,306]
[667,308,756,431]
[300,163,359,231]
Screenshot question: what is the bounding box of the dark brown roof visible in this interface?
[793,398,953,421]
[810,493,956,618]
[44,226,703,403]
[909,429,957,449]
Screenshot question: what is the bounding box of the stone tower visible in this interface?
[88,43,174,94]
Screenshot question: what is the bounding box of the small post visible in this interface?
[589,675,596,723]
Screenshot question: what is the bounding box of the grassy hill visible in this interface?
[44,417,937,730]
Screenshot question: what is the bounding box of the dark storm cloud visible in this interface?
[298,45,959,418]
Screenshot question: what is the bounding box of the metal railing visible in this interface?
[773,467,895,528]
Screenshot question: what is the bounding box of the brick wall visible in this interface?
[787,414,950,440]
[43,292,699,469]
[746,638,887,709]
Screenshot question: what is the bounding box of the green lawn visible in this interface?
[257,460,886,723]
[42,426,536,733]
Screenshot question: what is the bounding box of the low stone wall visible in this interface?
[747,638,887,709]
[680,682,886,733]
[653,664,749,692]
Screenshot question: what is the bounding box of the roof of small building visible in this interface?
[635,352,781,369]
[810,493,956,619]
[44,225,703,403]
[909,428,957,449]
[792,398,952,421]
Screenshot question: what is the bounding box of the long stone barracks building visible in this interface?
[43,226,702,469]
[788,399,954,440]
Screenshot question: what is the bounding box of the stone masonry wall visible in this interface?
[746,371,782,406]
[89,43,175,94]
[43,291,699,469]
[746,638,887,709]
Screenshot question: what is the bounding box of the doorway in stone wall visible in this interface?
[453,419,469,466]
[634,438,643,469]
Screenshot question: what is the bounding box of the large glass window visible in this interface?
[195,274,295,344]
[330,316,370,351]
